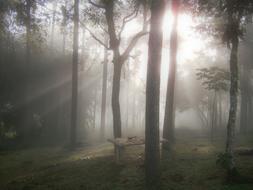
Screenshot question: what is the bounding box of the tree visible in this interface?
[145,0,166,188]
[100,36,108,140]
[70,0,79,148]
[14,0,38,140]
[162,0,180,152]
[88,0,148,138]
[196,66,230,141]
[190,0,253,179]
[239,24,253,134]
[60,0,68,54]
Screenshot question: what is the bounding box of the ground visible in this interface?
[0,135,253,190]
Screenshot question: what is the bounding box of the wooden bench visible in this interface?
[108,137,145,163]
[108,137,168,163]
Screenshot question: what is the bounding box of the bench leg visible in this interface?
[115,145,122,164]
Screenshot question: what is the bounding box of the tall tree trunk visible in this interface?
[240,64,249,134]
[162,0,179,151]
[70,0,79,148]
[81,28,86,71]
[218,92,222,129]
[23,0,32,140]
[145,0,165,188]
[93,86,98,129]
[100,37,108,140]
[112,61,122,138]
[105,1,122,138]
[125,60,130,128]
[50,1,57,49]
[102,1,147,139]
[62,0,67,55]
[132,91,136,128]
[247,96,252,131]
[211,91,217,142]
[225,24,239,178]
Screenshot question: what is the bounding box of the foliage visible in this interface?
[184,0,253,45]
[196,67,230,91]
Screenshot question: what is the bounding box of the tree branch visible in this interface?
[121,30,148,62]
[80,21,109,49]
[118,7,139,42]
[88,0,105,9]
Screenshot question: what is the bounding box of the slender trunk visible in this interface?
[247,95,252,131]
[210,91,217,142]
[112,60,122,138]
[105,2,122,138]
[218,92,222,129]
[225,28,239,177]
[81,28,86,71]
[62,0,67,55]
[145,0,165,188]
[162,0,179,150]
[240,64,248,134]
[126,60,130,128]
[93,86,98,129]
[100,38,108,140]
[50,1,57,49]
[70,0,79,148]
[23,0,32,140]
[132,91,136,128]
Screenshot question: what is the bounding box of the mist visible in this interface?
[0,0,253,190]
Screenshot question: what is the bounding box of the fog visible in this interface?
[1,1,253,189]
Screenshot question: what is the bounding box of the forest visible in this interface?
[0,0,253,189]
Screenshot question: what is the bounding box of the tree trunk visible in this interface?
[81,28,86,71]
[125,60,130,128]
[22,0,32,140]
[70,0,79,148]
[62,0,67,55]
[50,1,57,49]
[247,96,252,131]
[132,91,136,128]
[225,29,239,178]
[145,0,165,188]
[162,0,179,151]
[218,92,222,129]
[112,61,122,138]
[240,63,249,134]
[100,38,108,140]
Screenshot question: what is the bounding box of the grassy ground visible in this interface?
[0,135,253,190]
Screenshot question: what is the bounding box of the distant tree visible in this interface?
[162,0,180,153]
[196,66,230,141]
[145,0,166,188]
[14,0,43,140]
[239,23,253,135]
[70,0,79,148]
[100,36,108,140]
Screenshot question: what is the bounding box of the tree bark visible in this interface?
[50,1,57,49]
[145,0,165,188]
[225,24,239,177]
[62,0,67,55]
[112,61,122,138]
[70,0,79,148]
[162,0,179,151]
[100,37,108,140]
[240,63,249,134]
[102,1,147,139]
[22,0,32,140]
